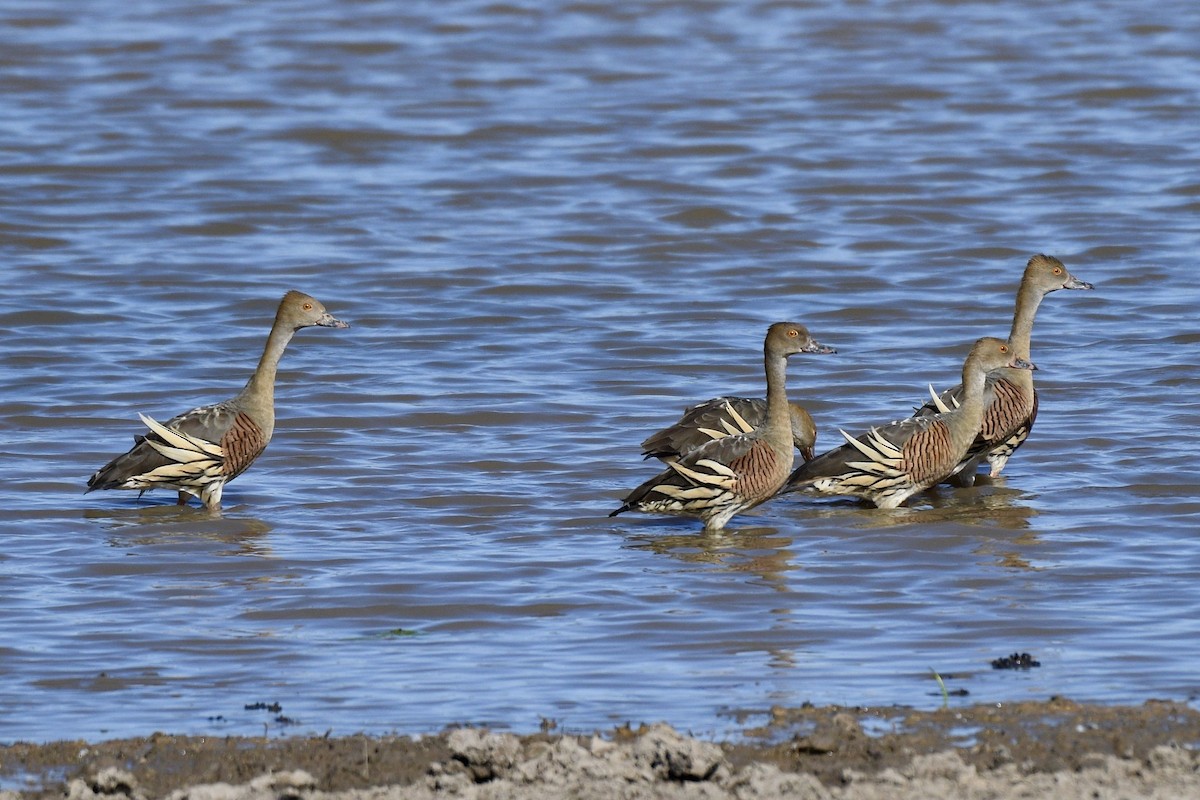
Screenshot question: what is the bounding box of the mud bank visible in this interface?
[4,698,1200,799]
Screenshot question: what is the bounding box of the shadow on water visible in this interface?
[622,478,1043,580]
[625,525,800,592]
[781,480,1037,531]
[82,505,274,557]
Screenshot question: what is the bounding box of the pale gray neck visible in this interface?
[1007,280,1046,360]
[762,351,791,444]
[953,361,991,439]
[236,319,297,419]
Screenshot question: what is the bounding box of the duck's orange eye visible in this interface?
[1000,344,1009,353]
[303,302,313,311]
[1053,267,1062,275]
[787,329,798,337]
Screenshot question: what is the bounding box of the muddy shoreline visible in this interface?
[4,698,1200,798]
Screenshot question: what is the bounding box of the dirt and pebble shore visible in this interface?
[3,698,1200,799]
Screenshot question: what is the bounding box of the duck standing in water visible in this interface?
[782,337,1034,508]
[915,254,1093,481]
[612,322,834,531]
[87,290,349,511]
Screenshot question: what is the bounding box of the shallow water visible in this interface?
[1,0,1198,742]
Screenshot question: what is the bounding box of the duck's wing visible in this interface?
[86,402,238,491]
[639,396,764,461]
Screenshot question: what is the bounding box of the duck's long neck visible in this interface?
[762,350,791,446]
[237,318,296,421]
[1008,279,1045,361]
[950,360,990,448]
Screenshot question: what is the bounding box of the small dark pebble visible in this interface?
[992,652,1041,670]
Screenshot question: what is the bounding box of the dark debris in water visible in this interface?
[245,701,283,712]
[243,701,298,726]
[374,628,420,638]
[991,652,1041,670]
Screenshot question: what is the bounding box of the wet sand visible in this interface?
[6,698,1200,799]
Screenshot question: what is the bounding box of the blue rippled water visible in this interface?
[0,0,1198,742]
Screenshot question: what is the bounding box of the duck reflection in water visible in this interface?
[82,505,275,558]
[626,526,800,595]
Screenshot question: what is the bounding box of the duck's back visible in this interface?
[641,396,818,462]
[86,400,268,491]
